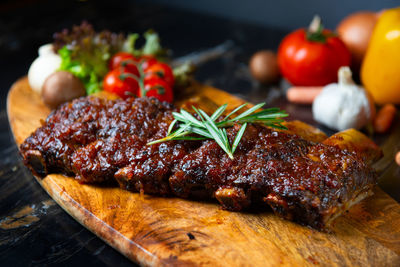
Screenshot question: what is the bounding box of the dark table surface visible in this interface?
[1,1,399,266]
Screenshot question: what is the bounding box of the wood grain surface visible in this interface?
[7,77,400,266]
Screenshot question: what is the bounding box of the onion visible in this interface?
[336,11,378,72]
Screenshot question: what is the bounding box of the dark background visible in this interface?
[0,0,399,266]
[1,0,398,111]
[138,0,398,29]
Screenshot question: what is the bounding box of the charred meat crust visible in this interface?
[20,96,381,230]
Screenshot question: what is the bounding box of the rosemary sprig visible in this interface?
[147,103,288,159]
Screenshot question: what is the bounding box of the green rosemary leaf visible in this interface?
[203,111,232,152]
[201,110,233,158]
[191,106,205,122]
[190,126,213,138]
[147,139,166,145]
[221,128,229,149]
[251,108,281,116]
[148,124,191,145]
[229,103,265,122]
[255,109,289,117]
[192,106,205,122]
[199,109,218,132]
[147,135,177,145]
[172,123,191,136]
[168,136,207,141]
[172,112,188,122]
[204,119,232,158]
[223,103,248,121]
[270,123,288,130]
[180,109,204,128]
[211,104,227,121]
[167,119,177,135]
[242,110,288,122]
[148,102,288,159]
[232,122,247,154]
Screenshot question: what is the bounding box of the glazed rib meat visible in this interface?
[20,96,382,229]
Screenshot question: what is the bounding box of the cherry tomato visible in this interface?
[109,52,136,70]
[140,75,173,103]
[144,62,174,87]
[106,53,175,102]
[119,60,140,77]
[109,52,140,77]
[103,68,139,99]
[278,28,351,86]
[138,55,157,70]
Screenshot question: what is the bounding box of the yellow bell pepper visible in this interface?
[361,7,400,104]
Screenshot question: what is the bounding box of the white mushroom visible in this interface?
[312,66,375,131]
[38,43,56,57]
[28,44,61,94]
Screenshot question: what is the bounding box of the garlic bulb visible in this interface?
[312,66,374,131]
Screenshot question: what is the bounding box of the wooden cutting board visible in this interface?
[7,77,400,266]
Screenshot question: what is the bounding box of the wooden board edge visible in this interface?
[38,174,161,266]
[6,78,160,266]
[7,77,25,146]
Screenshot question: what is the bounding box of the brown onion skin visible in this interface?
[249,50,280,84]
[337,11,378,73]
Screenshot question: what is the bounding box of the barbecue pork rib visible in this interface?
[20,96,382,230]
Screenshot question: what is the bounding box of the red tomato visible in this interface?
[140,75,173,103]
[103,69,139,99]
[138,55,157,70]
[109,52,136,70]
[144,62,174,87]
[120,61,140,77]
[109,52,140,77]
[277,29,351,86]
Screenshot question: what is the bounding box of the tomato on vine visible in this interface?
[109,52,136,70]
[103,68,139,99]
[140,75,173,103]
[139,55,158,70]
[144,62,174,87]
[106,52,175,102]
[109,52,138,76]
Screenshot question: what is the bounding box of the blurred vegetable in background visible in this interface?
[41,71,86,109]
[54,22,125,94]
[337,11,378,73]
[286,86,322,104]
[104,52,174,102]
[54,22,166,95]
[27,46,61,94]
[249,50,280,84]
[373,104,397,134]
[278,16,351,86]
[361,7,400,104]
[26,22,196,108]
[396,151,400,166]
[312,66,375,131]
